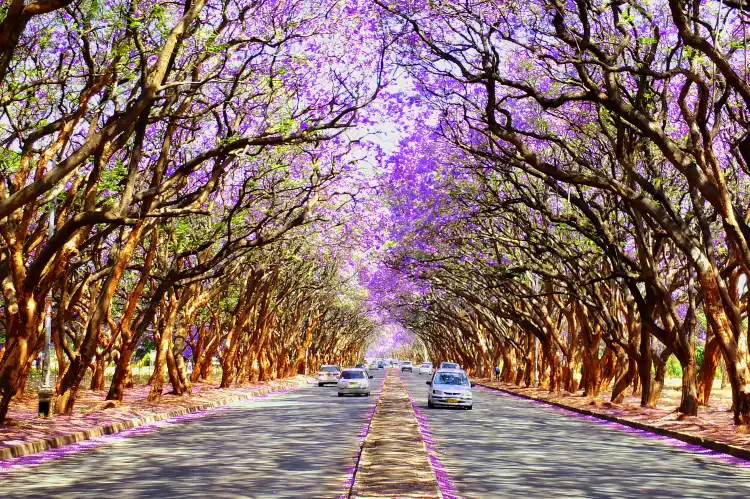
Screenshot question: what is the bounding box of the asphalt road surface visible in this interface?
[7,368,750,499]
[2,372,386,499]
[400,370,750,498]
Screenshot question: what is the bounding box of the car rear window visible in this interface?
[422,363,432,367]
[341,370,365,379]
[435,372,469,385]
[321,366,339,372]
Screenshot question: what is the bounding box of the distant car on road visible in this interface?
[378,360,385,369]
[317,365,341,386]
[401,361,413,373]
[418,362,433,375]
[338,368,373,396]
[439,362,460,370]
[355,363,365,369]
[426,368,474,410]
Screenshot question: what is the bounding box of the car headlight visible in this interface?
[462,393,472,399]
[433,390,444,396]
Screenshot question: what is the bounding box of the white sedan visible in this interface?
[317,365,341,386]
[337,368,373,396]
[427,369,474,409]
[418,362,433,375]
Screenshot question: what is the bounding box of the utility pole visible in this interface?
[38,199,55,417]
[301,317,309,375]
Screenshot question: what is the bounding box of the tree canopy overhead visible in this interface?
[3,0,750,427]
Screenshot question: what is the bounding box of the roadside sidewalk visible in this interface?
[476,380,750,463]
[0,376,313,461]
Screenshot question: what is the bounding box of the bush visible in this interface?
[696,344,705,368]
[666,354,682,378]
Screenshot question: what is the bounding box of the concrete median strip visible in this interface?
[349,373,442,499]
[0,377,310,464]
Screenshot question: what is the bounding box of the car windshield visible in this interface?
[422,363,432,367]
[403,362,412,365]
[321,366,339,372]
[434,372,469,386]
[441,363,459,369]
[341,370,365,379]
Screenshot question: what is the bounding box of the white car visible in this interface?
[317,364,341,386]
[439,361,460,370]
[338,368,373,396]
[427,369,474,410]
[401,361,413,373]
[418,362,433,375]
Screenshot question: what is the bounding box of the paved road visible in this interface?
[401,371,750,498]
[2,372,386,499]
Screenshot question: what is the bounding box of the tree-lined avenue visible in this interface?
[6,0,750,495]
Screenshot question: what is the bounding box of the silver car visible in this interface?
[317,364,341,386]
[337,368,373,396]
[427,369,474,409]
[418,362,433,375]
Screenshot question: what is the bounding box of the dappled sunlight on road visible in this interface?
[3,376,386,499]
[400,372,750,499]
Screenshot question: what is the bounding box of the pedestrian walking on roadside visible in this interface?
[493,365,500,381]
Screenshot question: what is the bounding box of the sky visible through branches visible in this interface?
[5,0,750,423]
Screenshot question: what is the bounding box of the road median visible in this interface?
[350,372,442,499]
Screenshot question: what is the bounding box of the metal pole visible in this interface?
[38,199,55,417]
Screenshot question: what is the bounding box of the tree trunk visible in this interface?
[90,356,105,391]
[645,349,671,408]
[631,368,641,396]
[149,329,171,401]
[200,341,216,381]
[149,298,178,401]
[611,351,637,404]
[106,343,135,401]
[698,270,750,423]
[639,328,653,408]
[679,353,699,416]
[55,223,145,414]
[165,341,183,395]
[500,346,513,381]
[697,336,721,405]
[170,325,192,395]
[0,311,42,421]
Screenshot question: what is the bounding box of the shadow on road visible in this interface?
[3,377,385,499]
[400,371,750,498]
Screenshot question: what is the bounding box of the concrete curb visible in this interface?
[475,382,750,463]
[0,378,310,461]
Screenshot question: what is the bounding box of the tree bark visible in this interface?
[697,336,721,405]
[679,352,699,416]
